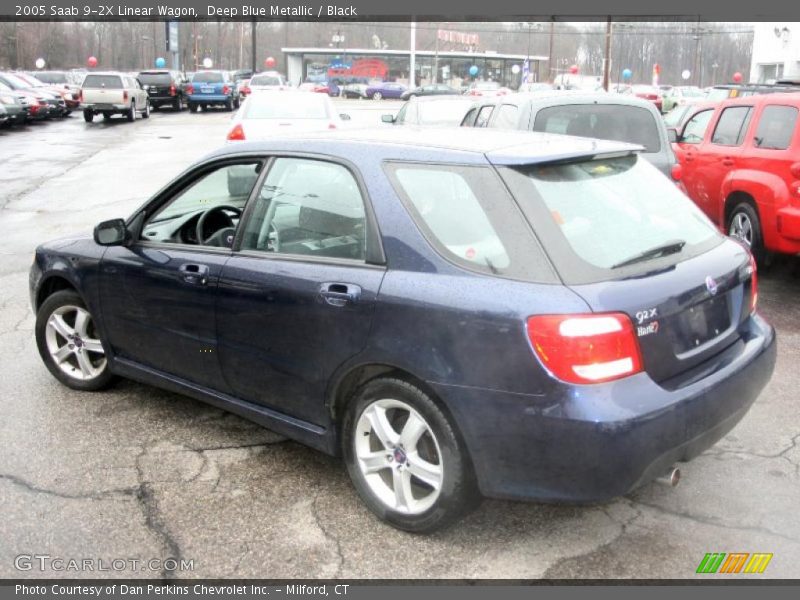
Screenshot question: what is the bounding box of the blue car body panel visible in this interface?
[30,129,777,502]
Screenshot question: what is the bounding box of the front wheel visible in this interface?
[728,202,765,263]
[342,378,478,533]
[83,110,94,123]
[35,290,116,391]
[372,91,382,100]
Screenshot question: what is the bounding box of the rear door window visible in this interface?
[500,155,722,284]
[475,105,494,128]
[711,106,753,146]
[461,107,478,127]
[492,104,519,129]
[753,105,798,150]
[533,104,661,152]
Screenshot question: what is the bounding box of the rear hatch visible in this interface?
[81,74,124,104]
[139,72,173,98]
[498,151,756,384]
[191,72,227,96]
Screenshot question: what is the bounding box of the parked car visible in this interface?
[0,85,26,125]
[669,92,800,261]
[517,82,554,93]
[0,72,66,117]
[186,70,239,112]
[461,92,680,180]
[232,69,254,83]
[343,82,369,99]
[137,70,188,111]
[623,84,664,112]
[30,127,774,532]
[365,81,407,100]
[400,83,460,100]
[661,86,706,113]
[80,72,149,122]
[300,80,340,96]
[382,95,475,127]
[464,81,511,97]
[0,81,47,121]
[663,100,718,131]
[706,83,800,102]
[21,71,81,111]
[246,71,288,93]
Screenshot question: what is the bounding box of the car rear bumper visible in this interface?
[188,95,229,103]
[432,313,776,502]
[82,104,128,112]
[775,205,800,253]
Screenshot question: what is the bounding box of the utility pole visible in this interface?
[251,21,257,73]
[548,21,555,82]
[602,17,612,91]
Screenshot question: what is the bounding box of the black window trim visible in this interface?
[752,103,799,150]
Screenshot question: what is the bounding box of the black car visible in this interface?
[137,70,188,111]
[400,83,460,100]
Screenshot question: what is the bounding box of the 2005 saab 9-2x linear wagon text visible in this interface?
[30,128,776,532]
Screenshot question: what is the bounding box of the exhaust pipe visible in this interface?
[656,466,681,487]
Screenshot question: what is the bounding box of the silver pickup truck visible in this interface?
[80,72,149,122]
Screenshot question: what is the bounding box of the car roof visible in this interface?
[719,91,800,107]
[470,91,658,110]
[411,95,471,103]
[206,127,638,166]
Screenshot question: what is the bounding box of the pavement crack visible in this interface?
[311,489,344,578]
[0,473,137,500]
[133,447,184,579]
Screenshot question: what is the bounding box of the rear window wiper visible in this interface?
[611,240,686,269]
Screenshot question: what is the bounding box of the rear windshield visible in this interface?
[533,104,661,152]
[416,99,474,125]
[82,75,122,89]
[500,155,722,283]
[243,94,329,119]
[138,73,172,85]
[32,72,67,84]
[192,72,223,83]
[385,163,554,282]
[250,75,282,86]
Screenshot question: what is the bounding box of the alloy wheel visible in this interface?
[44,305,106,381]
[729,211,753,247]
[354,398,443,515]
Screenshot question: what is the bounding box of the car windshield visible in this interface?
[1,73,33,89]
[83,75,123,89]
[193,72,223,83]
[250,75,282,86]
[243,94,329,119]
[533,104,662,152]
[138,73,172,85]
[416,99,474,125]
[500,155,721,278]
[34,72,68,84]
[17,74,45,86]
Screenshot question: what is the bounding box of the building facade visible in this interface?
[750,22,800,83]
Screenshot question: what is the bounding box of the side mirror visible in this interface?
[339,113,351,121]
[94,218,128,246]
[667,127,679,143]
[381,114,395,123]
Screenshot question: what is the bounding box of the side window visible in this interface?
[394,102,409,124]
[240,158,367,261]
[141,162,261,246]
[711,106,753,146]
[492,104,519,130]
[461,107,478,127]
[475,105,494,128]
[754,105,798,150]
[681,109,714,144]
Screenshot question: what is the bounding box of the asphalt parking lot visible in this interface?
[0,101,798,579]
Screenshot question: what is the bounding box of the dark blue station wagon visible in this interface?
[30,129,776,532]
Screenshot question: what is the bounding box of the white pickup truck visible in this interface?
[80,72,149,122]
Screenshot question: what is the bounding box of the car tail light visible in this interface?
[328,122,337,129]
[242,86,250,95]
[670,163,682,181]
[226,123,245,141]
[223,85,230,95]
[123,90,128,101]
[169,84,176,96]
[526,313,643,384]
[186,84,194,95]
[749,253,758,313]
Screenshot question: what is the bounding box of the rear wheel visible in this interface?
[83,110,94,123]
[225,98,233,111]
[189,102,198,113]
[35,290,116,391]
[102,112,112,120]
[127,101,136,122]
[728,202,765,263]
[142,100,150,119]
[372,91,383,100]
[342,378,478,532]
[174,96,183,111]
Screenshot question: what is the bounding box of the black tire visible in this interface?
[142,100,150,119]
[225,98,233,111]
[127,101,136,122]
[728,202,766,264]
[35,290,116,392]
[102,112,112,120]
[173,96,183,111]
[200,104,207,112]
[83,110,94,123]
[152,103,160,112]
[342,377,479,533]
[189,102,198,113]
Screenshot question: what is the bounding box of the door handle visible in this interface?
[179,263,209,285]
[319,282,361,307]
[722,158,734,167]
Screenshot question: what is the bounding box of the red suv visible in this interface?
[671,93,800,261]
